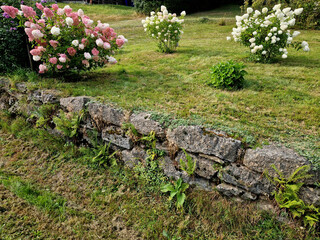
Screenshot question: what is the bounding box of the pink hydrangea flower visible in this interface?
[24,28,34,41]
[21,5,36,18]
[38,19,46,25]
[30,48,42,56]
[67,47,77,56]
[57,65,63,70]
[64,8,72,15]
[49,57,58,64]
[39,64,47,74]
[51,4,59,11]
[1,6,19,18]
[44,8,54,18]
[103,42,111,49]
[59,57,66,63]
[81,38,88,45]
[32,29,44,39]
[82,60,89,67]
[49,40,59,48]
[116,38,125,48]
[35,3,44,11]
[57,8,64,15]
[25,21,31,27]
[30,23,41,30]
[59,53,67,59]
[91,48,99,56]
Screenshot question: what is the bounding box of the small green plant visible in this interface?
[140,131,165,160]
[30,104,57,128]
[53,110,83,139]
[161,178,189,210]
[122,122,139,142]
[163,230,182,240]
[179,149,196,176]
[218,18,226,26]
[91,142,118,168]
[266,164,320,228]
[140,131,156,149]
[122,123,139,137]
[134,157,168,192]
[208,60,247,90]
[199,17,210,23]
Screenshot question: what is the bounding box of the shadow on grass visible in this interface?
[177,47,230,58]
[279,55,320,68]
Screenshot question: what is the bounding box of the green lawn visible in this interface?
[13,3,320,167]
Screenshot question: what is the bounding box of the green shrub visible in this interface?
[134,0,239,15]
[242,0,320,29]
[133,0,163,14]
[0,0,34,73]
[208,60,246,90]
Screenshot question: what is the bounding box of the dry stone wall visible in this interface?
[1,79,319,206]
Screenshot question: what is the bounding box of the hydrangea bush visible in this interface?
[142,5,186,53]
[228,4,310,62]
[243,0,320,29]
[1,3,127,74]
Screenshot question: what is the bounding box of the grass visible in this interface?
[0,112,319,239]
[0,173,67,218]
[11,3,319,168]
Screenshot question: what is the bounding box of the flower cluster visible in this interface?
[228,4,310,62]
[142,5,186,53]
[1,4,127,74]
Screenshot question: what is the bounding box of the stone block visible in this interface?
[167,126,241,162]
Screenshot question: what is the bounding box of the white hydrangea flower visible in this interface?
[51,26,60,36]
[96,38,104,47]
[107,56,117,64]
[84,52,91,60]
[72,40,79,47]
[273,4,282,11]
[294,8,303,15]
[303,46,310,52]
[247,7,253,14]
[65,17,74,26]
[33,55,41,61]
[282,7,291,14]
[31,29,44,39]
[292,31,300,37]
[78,9,84,17]
[288,19,296,26]
[236,16,242,22]
[262,7,268,14]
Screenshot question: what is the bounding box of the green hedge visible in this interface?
[0,0,33,72]
[134,0,241,14]
[243,0,320,29]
